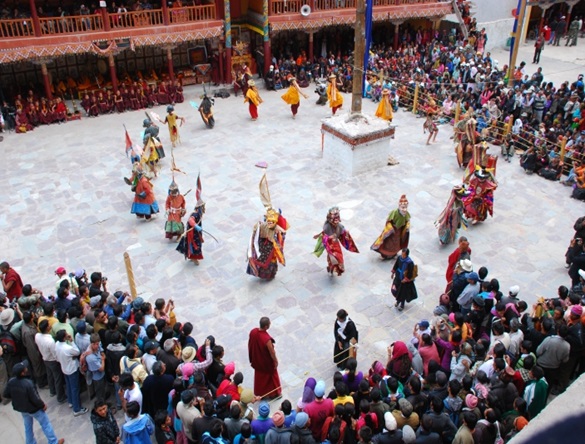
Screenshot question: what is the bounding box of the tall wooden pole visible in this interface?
[351,0,365,115]
[507,0,528,87]
[123,252,137,300]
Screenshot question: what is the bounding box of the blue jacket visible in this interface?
[122,414,154,444]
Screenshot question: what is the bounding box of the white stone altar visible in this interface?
[321,113,395,176]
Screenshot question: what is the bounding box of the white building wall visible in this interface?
[445,0,520,51]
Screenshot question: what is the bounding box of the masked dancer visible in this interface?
[313,207,359,276]
[371,195,410,260]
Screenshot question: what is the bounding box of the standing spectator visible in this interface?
[391,248,419,312]
[176,390,202,442]
[523,365,548,417]
[265,411,292,444]
[86,333,107,402]
[21,310,47,388]
[90,399,121,444]
[452,411,476,444]
[303,380,334,441]
[121,400,155,443]
[141,361,174,418]
[3,362,65,444]
[55,329,87,416]
[536,324,570,395]
[248,317,281,398]
[333,309,358,370]
[35,319,67,403]
[533,33,545,64]
[120,344,148,386]
[154,409,176,444]
[119,373,143,420]
[0,261,23,301]
[554,17,566,46]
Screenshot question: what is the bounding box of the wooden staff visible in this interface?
[123,251,137,300]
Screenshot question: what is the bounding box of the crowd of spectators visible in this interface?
[1,214,585,444]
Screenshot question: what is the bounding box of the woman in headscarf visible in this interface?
[391,248,418,311]
[296,377,316,411]
[385,341,413,384]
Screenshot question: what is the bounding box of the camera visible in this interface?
[102,276,108,282]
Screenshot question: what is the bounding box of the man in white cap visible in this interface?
[501,285,520,305]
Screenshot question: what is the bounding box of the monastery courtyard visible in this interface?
[0,41,583,443]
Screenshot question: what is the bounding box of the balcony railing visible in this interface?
[170,5,216,23]
[110,9,165,29]
[269,0,448,15]
[1,5,216,39]
[39,14,104,35]
[0,17,34,38]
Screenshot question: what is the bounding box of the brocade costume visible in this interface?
[314,207,358,276]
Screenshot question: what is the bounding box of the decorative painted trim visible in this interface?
[271,5,452,31]
[0,27,222,63]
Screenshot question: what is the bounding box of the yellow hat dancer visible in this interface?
[327,73,343,115]
[244,79,263,121]
[281,75,309,119]
[375,89,394,122]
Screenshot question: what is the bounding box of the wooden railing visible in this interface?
[110,9,165,29]
[39,14,103,35]
[170,5,216,23]
[269,0,447,14]
[0,17,34,38]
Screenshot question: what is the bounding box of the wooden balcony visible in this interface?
[0,6,221,63]
[268,0,454,30]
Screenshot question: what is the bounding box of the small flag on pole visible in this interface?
[195,173,202,203]
[124,126,133,157]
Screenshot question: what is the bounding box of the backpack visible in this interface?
[411,264,418,280]
[494,421,504,444]
[0,329,17,355]
[122,356,140,376]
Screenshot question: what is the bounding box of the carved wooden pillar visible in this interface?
[41,62,53,99]
[219,38,225,85]
[391,20,404,51]
[309,30,314,62]
[109,53,118,92]
[29,0,41,36]
[162,0,170,26]
[166,47,175,81]
[101,6,110,31]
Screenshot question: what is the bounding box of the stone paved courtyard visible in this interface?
[0,41,584,443]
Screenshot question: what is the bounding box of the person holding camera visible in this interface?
[566,236,585,286]
[89,272,108,298]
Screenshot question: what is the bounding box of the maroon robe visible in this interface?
[157,83,170,105]
[114,92,125,113]
[248,327,281,398]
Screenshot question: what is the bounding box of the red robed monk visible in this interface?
[248,317,281,399]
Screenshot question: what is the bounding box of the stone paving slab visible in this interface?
[1,44,584,442]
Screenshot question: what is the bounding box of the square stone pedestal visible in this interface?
[321,114,395,176]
